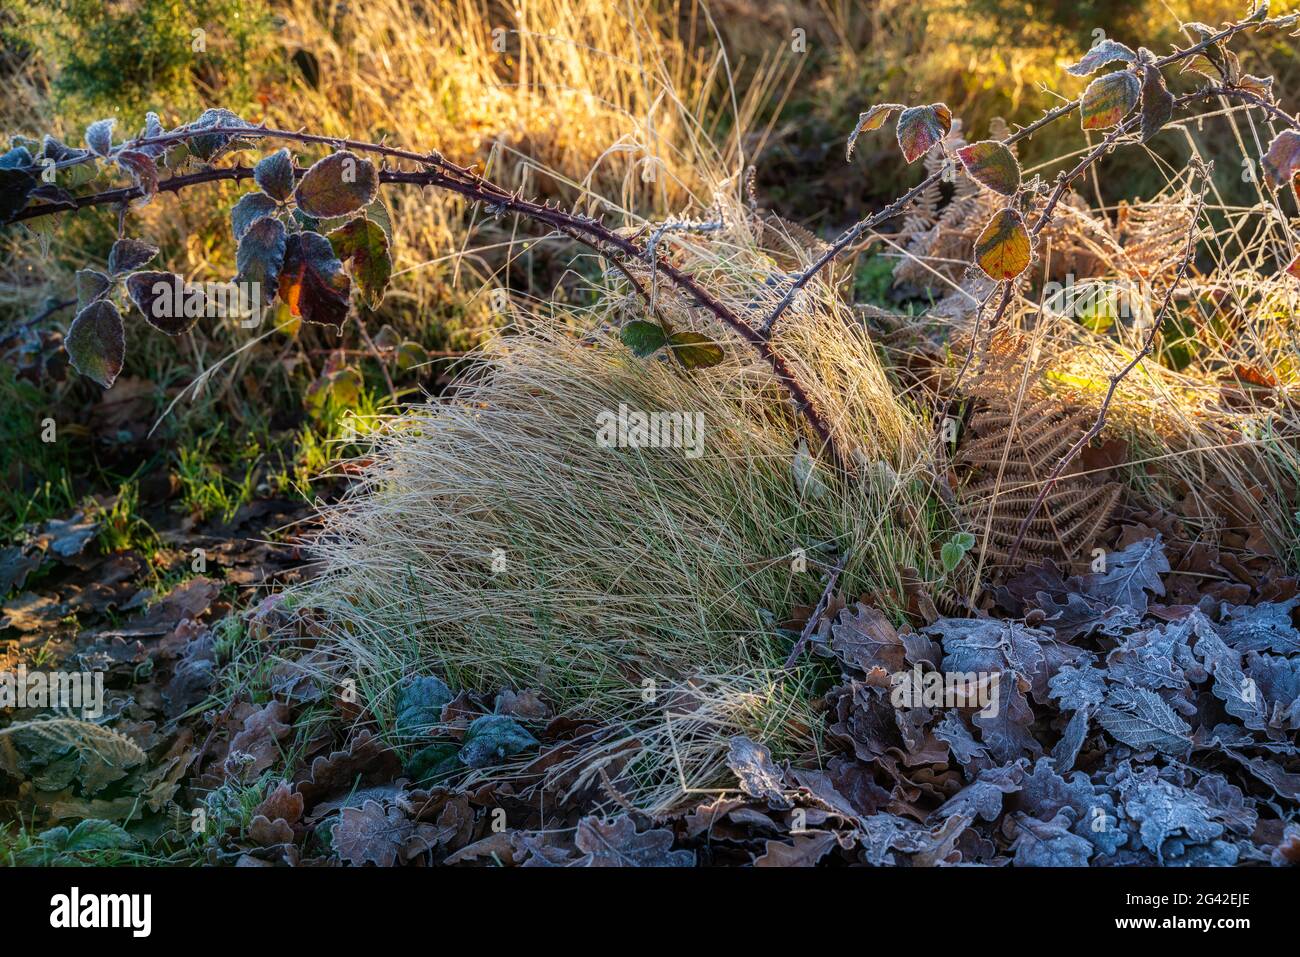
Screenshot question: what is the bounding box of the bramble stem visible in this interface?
[14,131,846,467]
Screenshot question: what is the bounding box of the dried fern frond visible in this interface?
[956,334,1122,574]
[757,210,829,272]
[1116,172,1198,282]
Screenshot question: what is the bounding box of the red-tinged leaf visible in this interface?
[1262,130,1300,187]
[847,104,904,161]
[254,148,296,202]
[125,271,201,335]
[294,151,379,219]
[107,238,158,276]
[278,230,351,331]
[974,207,1032,281]
[1066,39,1137,77]
[327,216,391,309]
[1233,363,1279,388]
[955,140,1020,195]
[1081,70,1140,130]
[1286,255,1300,280]
[116,149,159,204]
[236,216,288,306]
[1138,56,1174,143]
[66,299,125,388]
[896,104,952,163]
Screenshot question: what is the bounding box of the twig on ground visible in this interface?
[783,549,849,670]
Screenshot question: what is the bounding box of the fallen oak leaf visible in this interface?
[753,830,839,867]
[247,815,295,847]
[335,799,411,866]
[253,780,305,825]
[573,814,694,867]
[726,736,793,809]
[294,730,404,811]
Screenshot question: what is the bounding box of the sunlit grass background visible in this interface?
[3,0,1299,621]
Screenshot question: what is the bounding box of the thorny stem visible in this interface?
[993,81,1299,562]
[14,128,846,467]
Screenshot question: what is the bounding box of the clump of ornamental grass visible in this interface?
[290,202,955,812]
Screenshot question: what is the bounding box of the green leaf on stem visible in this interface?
[125,271,201,336]
[1066,39,1136,77]
[1138,53,1174,142]
[620,320,667,357]
[254,148,296,202]
[1080,70,1140,130]
[75,269,112,311]
[294,151,379,219]
[231,191,279,241]
[107,238,158,276]
[85,119,115,158]
[328,216,392,309]
[236,216,288,306]
[66,299,125,388]
[185,108,248,162]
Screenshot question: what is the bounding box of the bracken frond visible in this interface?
[956,334,1123,574]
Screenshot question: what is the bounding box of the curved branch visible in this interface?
[11,141,845,467]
